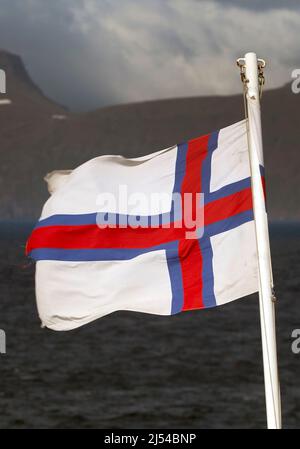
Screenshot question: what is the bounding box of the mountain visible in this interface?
[0,49,298,221]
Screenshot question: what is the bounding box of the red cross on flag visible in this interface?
[26,120,263,331]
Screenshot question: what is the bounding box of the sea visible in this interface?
[0,222,299,429]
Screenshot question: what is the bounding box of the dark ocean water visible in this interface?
[0,222,299,429]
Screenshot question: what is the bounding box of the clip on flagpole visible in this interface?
[237,52,282,429]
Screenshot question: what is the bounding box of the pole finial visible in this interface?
[237,54,266,100]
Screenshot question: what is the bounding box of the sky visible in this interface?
[0,0,299,111]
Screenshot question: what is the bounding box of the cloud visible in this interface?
[212,0,300,11]
[0,0,299,110]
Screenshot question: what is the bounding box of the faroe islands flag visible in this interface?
[26,120,263,330]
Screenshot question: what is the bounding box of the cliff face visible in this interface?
[0,50,298,221]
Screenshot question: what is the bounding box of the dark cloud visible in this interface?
[210,0,300,11]
[0,0,298,111]
[0,0,120,110]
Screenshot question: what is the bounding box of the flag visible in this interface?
[26,120,263,330]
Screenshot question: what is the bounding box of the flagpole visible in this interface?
[240,52,281,429]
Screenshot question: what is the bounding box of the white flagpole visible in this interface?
[241,52,281,429]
